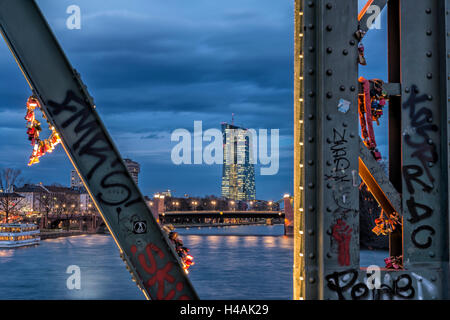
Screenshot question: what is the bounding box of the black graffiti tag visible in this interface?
[326,269,415,300]
[402,86,437,249]
[47,91,140,208]
[47,90,109,180]
[325,128,351,183]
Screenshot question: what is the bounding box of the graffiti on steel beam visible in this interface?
[131,244,190,300]
[402,86,438,249]
[325,128,351,184]
[325,269,416,300]
[46,90,194,300]
[324,126,358,266]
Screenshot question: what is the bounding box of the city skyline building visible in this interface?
[124,158,141,185]
[221,122,256,201]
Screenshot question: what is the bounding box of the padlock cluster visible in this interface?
[25,96,61,166]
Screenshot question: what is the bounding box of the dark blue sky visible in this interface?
[0,0,387,200]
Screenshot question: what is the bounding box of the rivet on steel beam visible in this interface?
[426,30,432,36]
[326,253,332,258]
[326,3,333,9]
[427,73,433,79]
[350,133,355,138]
[308,253,315,259]
[326,69,333,76]
[340,86,345,91]
[327,47,333,54]
[308,24,314,30]
[428,139,433,145]
[343,49,348,55]
[431,275,437,282]
[308,205,315,211]
[326,161,332,166]
[309,277,316,284]
[426,8,432,14]
[429,251,435,257]
[426,51,432,57]
[327,183,332,189]
[308,183,315,189]
[326,138,332,144]
[308,114,314,120]
[309,46,315,52]
[427,95,433,101]
[308,160,314,166]
[326,92,333,99]
[308,229,314,236]
[308,137,314,143]
[350,86,356,92]
[326,207,332,212]
[343,122,348,127]
[414,87,420,94]
[308,91,315,97]
[349,40,356,46]
[307,1,314,7]
[308,68,315,75]
[326,114,332,120]
[405,87,410,93]
[326,25,333,32]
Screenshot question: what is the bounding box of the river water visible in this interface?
[0,225,386,300]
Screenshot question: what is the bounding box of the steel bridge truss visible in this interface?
[294,0,449,300]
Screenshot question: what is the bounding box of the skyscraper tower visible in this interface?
[221,122,256,201]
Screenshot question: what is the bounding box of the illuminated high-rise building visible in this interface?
[221,123,256,201]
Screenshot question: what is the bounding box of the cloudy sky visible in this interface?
[0,0,387,200]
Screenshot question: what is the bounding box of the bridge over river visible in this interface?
[159,210,285,227]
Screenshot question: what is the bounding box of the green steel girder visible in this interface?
[400,0,449,270]
[296,0,450,300]
[295,0,361,300]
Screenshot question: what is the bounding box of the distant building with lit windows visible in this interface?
[221,123,256,201]
[124,158,141,185]
[70,170,83,188]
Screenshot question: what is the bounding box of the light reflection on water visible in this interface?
[0,225,293,300]
[0,224,385,300]
[179,225,293,299]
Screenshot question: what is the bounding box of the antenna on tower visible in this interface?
[231,113,235,126]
